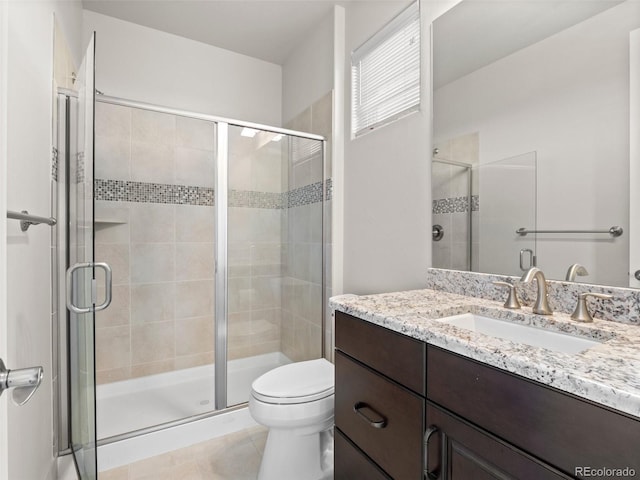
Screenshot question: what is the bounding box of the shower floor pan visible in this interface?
[96,351,291,440]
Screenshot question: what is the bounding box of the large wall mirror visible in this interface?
[432,0,640,288]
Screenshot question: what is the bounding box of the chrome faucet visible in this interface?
[566,263,589,282]
[520,267,553,315]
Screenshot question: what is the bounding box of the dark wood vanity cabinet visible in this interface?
[426,345,640,480]
[334,311,426,480]
[335,312,640,480]
[425,403,571,480]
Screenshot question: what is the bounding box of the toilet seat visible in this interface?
[251,358,334,405]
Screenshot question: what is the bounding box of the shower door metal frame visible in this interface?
[214,122,229,410]
[56,93,326,447]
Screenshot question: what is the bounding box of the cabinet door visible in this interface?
[426,403,572,480]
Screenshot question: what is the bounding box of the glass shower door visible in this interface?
[67,34,98,480]
[222,125,324,408]
[223,124,292,407]
[477,152,536,276]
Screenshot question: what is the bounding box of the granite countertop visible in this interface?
[330,289,640,419]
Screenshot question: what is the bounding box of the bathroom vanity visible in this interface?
[331,288,640,480]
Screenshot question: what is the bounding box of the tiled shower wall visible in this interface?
[283,91,332,362]
[94,103,218,384]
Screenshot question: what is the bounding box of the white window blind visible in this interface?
[351,1,421,137]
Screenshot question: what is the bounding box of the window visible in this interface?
[351,1,421,137]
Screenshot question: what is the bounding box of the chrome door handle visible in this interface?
[66,262,112,314]
[0,358,44,406]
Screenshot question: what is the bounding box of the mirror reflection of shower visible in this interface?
[431,133,477,271]
[432,132,538,277]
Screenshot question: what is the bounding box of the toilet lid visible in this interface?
[251,359,334,405]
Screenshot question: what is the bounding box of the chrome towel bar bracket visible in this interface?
[516,226,623,237]
[7,210,57,231]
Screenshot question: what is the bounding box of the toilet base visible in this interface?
[258,427,334,480]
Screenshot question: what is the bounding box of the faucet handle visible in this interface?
[493,281,521,309]
[570,293,613,323]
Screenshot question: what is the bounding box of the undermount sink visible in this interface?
[436,313,601,354]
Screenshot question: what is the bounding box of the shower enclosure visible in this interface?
[59,80,326,477]
[431,158,473,271]
[432,134,536,276]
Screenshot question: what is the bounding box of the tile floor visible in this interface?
[99,425,267,480]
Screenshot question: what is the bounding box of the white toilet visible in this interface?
[249,358,335,480]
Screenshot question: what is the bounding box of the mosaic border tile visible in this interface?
[432,195,479,214]
[76,152,85,184]
[95,179,215,206]
[229,189,283,209]
[287,181,324,208]
[471,194,479,212]
[95,178,333,209]
[51,147,59,182]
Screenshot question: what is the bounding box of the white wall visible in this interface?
[434,1,639,286]
[342,0,433,295]
[282,10,334,125]
[631,28,640,288]
[83,10,282,126]
[2,1,82,479]
[0,2,8,478]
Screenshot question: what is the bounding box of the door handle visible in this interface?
[66,262,112,314]
[353,402,387,429]
[0,358,44,406]
[424,426,441,480]
[519,248,536,271]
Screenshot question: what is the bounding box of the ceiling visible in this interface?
[82,0,341,65]
[82,0,623,77]
[433,0,623,89]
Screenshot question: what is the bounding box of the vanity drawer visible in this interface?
[335,429,391,480]
[335,311,426,396]
[427,345,640,477]
[335,351,425,479]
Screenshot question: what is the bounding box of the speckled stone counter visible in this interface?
[330,288,640,419]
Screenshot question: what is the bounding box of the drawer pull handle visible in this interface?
[353,402,387,429]
[424,426,440,480]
